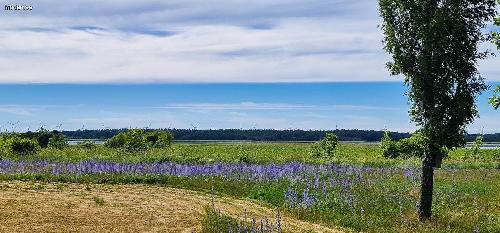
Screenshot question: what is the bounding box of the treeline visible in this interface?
[61,129,500,142]
[63,129,404,141]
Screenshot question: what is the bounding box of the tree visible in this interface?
[494,0,500,48]
[489,85,500,109]
[491,1,500,109]
[379,0,496,221]
[310,132,338,157]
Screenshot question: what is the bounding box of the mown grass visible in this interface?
[0,143,498,168]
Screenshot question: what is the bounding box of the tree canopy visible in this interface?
[491,2,500,109]
[379,0,497,221]
[490,85,500,109]
[493,0,500,47]
[380,0,496,153]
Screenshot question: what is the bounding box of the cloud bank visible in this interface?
[1,0,497,83]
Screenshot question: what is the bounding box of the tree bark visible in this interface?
[418,154,434,221]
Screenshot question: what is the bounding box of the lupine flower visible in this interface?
[0,159,419,218]
[284,187,298,207]
[301,188,315,208]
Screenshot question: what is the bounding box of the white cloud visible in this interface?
[0,0,498,83]
[159,102,315,110]
[0,105,45,116]
[331,105,402,111]
[0,19,392,83]
[158,102,404,111]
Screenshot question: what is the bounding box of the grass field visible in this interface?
[2,143,498,168]
[0,143,499,232]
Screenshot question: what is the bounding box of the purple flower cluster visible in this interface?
[0,159,419,213]
[0,160,409,181]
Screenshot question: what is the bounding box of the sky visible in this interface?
[0,83,498,133]
[0,1,499,132]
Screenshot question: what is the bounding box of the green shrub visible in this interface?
[19,128,67,149]
[104,129,173,152]
[122,129,149,152]
[78,141,97,150]
[104,132,127,148]
[48,133,68,149]
[311,132,338,157]
[380,132,399,158]
[146,130,173,149]
[471,135,483,156]
[0,134,9,155]
[381,132,427,158]
[397,132,426,158]
[8,137,39,155]
[33,128,52,148]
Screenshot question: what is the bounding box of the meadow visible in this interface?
[1,143,498,168]
[0,142,499,232]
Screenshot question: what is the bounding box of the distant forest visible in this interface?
[61,129,500,142]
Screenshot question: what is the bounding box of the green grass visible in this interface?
[201,206,285,233]
[0,168,498,232]
[201,206,239,233]
[1,143,498,168]
[0,143,499,232]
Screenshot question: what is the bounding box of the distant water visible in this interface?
[67,139,105,145]
[67,139,499,149]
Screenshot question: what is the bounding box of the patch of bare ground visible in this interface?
[0,181,344,233]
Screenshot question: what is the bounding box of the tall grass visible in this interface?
[201,206,284,233]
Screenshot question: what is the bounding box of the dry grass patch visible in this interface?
[0,181,343,233]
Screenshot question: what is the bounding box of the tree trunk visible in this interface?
[418,154,434,221]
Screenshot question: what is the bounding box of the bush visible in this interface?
[311,132,338,157]
[381,131,427,158]
[31,128,52,148]
[78,141,97,150]
[105,129,173,152]
[19,128,67,149]
[8,137,39,155]
[0,134,9,155]
[471,135,483,156]
[104,132,127,148]
[48,133,68,149]
[146,130,173,149]
[397,132,426,157]
[122,129,149,152]
[380,132,399,158]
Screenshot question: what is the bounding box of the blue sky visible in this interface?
[0,83,498,133]
[0,1,498,132]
